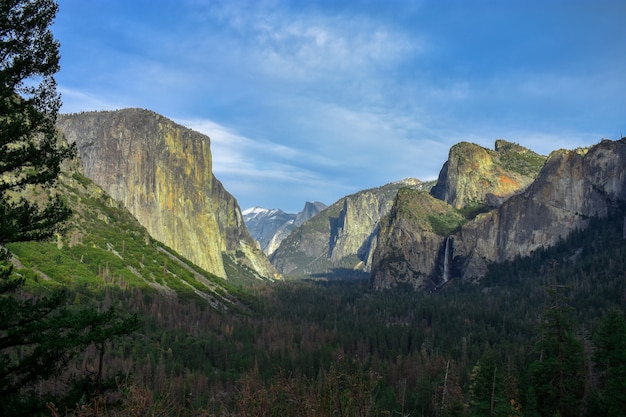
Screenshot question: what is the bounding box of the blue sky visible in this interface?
[53,0,626,213]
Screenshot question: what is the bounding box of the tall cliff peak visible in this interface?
[430,140,546,209]
[295,201,327,227]
[370,188,463,290]
[57,108,278,282]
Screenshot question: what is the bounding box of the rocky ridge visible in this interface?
[370,138,626,290]
[430,139,546,209]
[370,188,464,290]
[243,201,326,256]
[455,140,626,280]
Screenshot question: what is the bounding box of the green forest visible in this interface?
[5,210,626,417]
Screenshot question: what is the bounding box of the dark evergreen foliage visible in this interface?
[592,308,626,417]
[0,0,75,251]
[0,2,138,415]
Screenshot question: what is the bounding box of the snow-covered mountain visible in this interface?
[243,202,326,255]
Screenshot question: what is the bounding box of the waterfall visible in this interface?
[442,236,451,284]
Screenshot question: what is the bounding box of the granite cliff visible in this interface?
[370,138,626,290]
[57,109,278,281]
[430,140,546,209]
[370,189,464,290]
[455,139,626,280]
[270,178,434,278]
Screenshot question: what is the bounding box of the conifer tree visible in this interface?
[0,2,137,415]
[529,283,585,417]
[0,0,74,256]
[468,347,519,417]
[592,307,626,417]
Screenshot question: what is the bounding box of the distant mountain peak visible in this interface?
[243,201,327,256]
[242,206,286,218]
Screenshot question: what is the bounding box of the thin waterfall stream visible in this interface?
[442,236,451,284]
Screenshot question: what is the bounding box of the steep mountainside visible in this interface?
[9,149,245,308]
[243,201,326,256]
[270,178,434,278]
[430,140,546,209]
[455,139,626,279]
[57,109,278,281]
[371,138,626,289]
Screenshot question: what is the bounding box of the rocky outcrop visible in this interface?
[270,178,434,278]
[295,201,327,227]
[370,138,626,289]
[57,109,278,281]
[455,139,626,280]
[243,207,296,254]
[370,189,463,290]
[430,140,546,209]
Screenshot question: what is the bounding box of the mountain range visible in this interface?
[371,138,626,290]
[242,201,327,255]
[269,178,435,279]
[38,107,625,295]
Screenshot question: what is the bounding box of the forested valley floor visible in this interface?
[12,213,626,417]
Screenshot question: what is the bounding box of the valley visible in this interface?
[5,107,625,416]
[3,2,624,415]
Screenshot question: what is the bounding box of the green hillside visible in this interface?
[8,167,250,310]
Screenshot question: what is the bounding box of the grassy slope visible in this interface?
[7,168,250,310]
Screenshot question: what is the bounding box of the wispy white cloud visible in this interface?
[179,118,326,181]
[186,1,423,86]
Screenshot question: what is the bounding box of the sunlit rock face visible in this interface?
[270,179,434,278]
[57,109,278,281]
[430,140,546,209]
[455,139,626,280]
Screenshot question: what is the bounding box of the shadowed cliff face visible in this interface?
[57,109,278,281]
[270,178,434,278]
[370,189,463,290]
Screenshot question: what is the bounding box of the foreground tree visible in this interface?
[0,1,137,415]
[0,0,74,249]
[468,347,521,417]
